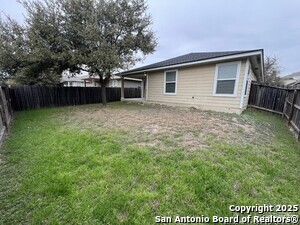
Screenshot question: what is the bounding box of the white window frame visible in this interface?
[164,70,178,95]
[213,61,241,97]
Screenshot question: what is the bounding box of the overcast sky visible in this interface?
[1,0,299,75]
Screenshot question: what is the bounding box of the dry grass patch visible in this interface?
[61,102,270,151]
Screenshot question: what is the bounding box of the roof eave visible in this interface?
[122,50,264,76]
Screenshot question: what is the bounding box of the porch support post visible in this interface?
[141,79,144,99]
[84,80,86,87]
[146,74,148,100]
[121,77,125,101]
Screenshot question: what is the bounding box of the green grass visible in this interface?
[0,103,299,224]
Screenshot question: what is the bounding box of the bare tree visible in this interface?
[263,56,283,87]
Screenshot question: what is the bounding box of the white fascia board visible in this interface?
[123,51,263,76]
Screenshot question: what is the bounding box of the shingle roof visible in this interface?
[122,49,262,75]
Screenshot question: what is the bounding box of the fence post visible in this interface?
[288,89,297,125]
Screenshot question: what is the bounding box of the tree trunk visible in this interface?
[99,75,109,106]
[101,84,107,105]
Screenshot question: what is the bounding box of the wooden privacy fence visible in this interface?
[248,83,289,114]
[10,86,141,111]
[248,83,300,139]
[0,85,13,145]
[283,90,300,139]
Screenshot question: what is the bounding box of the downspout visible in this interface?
[261,49,265,83]
[240,59,250,109]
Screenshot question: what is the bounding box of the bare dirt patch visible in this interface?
[61,103,271,150]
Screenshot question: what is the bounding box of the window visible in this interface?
[244,65,251,95]
[214,62,240,96]
[164,70,177,94]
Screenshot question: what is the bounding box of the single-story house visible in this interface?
[282,71,300,88]
[284,80,300,89]
[61,76,87,87]
[120,49,264,114]
[61,75,142,88]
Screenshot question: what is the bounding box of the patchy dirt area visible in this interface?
[60,102,273,150]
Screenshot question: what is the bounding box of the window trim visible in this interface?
[164,69,178,95]
[213,61,241,97]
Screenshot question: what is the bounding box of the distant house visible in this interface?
[61,75,142,88]
[121,49,264,114]
[61,76,87,87]
[282,71,300,88]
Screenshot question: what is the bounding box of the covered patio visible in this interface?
[121,73,147,101]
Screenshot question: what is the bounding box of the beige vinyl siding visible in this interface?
[147,60,247,114]
[242,65,257,109]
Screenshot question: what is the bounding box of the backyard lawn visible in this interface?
[0,102,299,224]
